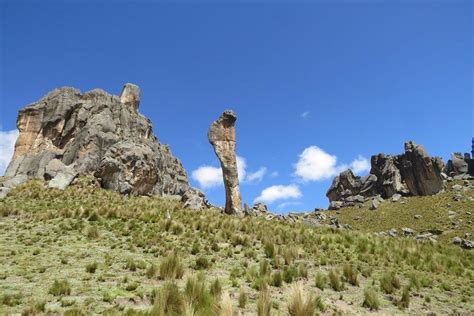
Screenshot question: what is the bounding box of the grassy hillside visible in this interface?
[0,177,473,315]
[321,180,474,245]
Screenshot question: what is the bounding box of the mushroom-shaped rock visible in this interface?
[208,110,243,215]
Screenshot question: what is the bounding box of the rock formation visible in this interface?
[208,110,243,215]
[327,141,444,209]
[2,84,207,208]
[445,152,474,178]
[398,141,444,195]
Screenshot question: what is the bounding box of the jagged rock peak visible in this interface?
[3,84,199,202]
[120,83,141,112]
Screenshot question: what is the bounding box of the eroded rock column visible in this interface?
[208,110,243,215]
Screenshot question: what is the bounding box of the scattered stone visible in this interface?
[414,214,422,219]
[391,194,402,202]
[428,228,443,235]
[388,229,398,237]
[465,233,471,238]
[453,237,462,245]
[48,169,78,190]
[329,201,343,210]
[461,239,474,250]
[181,188,210,211]
[402,227,415,236]
[416,233,433,240]
[370,199,380,210]
[208,110,242,215]
[452,184,463,191]
[448,211,457,216]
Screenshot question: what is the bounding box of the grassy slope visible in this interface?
[0,177,473,315]
[322,180,474,245]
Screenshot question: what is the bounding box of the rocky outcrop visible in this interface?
[327,141,444,208]
[3,84,203,206]
[208,110,242,215]
[398,141,444,196]
[445,153,474,179]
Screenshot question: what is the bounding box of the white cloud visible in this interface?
[270,171,279,177]
[192,155,267,189]
[349,155,370,174]
[294,146,340,181]
[191,165,222,189]
[0,129,19,175]
[301,111,310,119]
[236,156,246,182]
[254,184,302,204]
[246,167,267,183]
[294,146,369,182]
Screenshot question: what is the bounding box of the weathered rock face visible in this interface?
[4,84,191,198]
[326,170,377,208]
[370,154,407,198]
[208,110,242,215]
[445,152,474,178]
[326,141,444,208]
[399,141,444,196]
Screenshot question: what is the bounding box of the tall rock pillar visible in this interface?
[208,110,243,215]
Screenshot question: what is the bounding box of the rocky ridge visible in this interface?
[1,84,207,209]
[326,141,445,210]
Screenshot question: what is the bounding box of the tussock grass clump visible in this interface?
[238,290,247,308]
[159,253,185,280]
[398,287,410,309]
[218,291,233,316]
[263,239,275,259]
[49,279,71,296]
[362,287,380,310]
[194,256,211,270]
[380,272,401,294]
[146,263,157,279]
[342,264,359,286]
[1,292,22,307]
[85,261,98,273]
[184,274,214,314]
[151,282,183,315]
[210,278,222,298]
[315,271,327,290]
[85,225,99,239]
[287,283,317,316]
[271,271,283,287]
[257,286,272,316]
[329,269,344,291]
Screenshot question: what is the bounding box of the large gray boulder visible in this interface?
[208,110,243,215]
[4,84,192,198]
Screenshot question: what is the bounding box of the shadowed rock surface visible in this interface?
[327,141,444,209]
[208,110,243,215]
[3,84,203,202]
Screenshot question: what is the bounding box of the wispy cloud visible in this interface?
[294,146,370,182]
[300,111,310,119]
[0,129,19,175]
[254,184,302,204]
[246,167,267,183]
[270,171,279,177]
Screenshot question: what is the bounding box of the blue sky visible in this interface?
[0,0,472,212]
